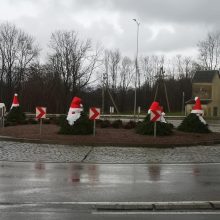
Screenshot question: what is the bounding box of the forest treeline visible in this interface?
[0,22,220,113]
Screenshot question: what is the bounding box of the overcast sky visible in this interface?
[0,0,219,61]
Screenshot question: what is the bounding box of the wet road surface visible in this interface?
[0,162,219,219]
[1,211,220,220]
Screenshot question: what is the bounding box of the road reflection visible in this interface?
[148,165,161,181]
[68,164,99,184]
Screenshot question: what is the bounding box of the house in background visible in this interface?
[185,70,220,117]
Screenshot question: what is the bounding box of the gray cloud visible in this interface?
[110,0,220,24]
[0,0,219,61]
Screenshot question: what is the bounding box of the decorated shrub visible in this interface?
[6,106,26,124]
[59,112,93,135]
[136,114,173,136]
[177,113,211,133]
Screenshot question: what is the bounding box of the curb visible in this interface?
[0,201,220,211]
[1,135,220,148]
[94,201,220,211]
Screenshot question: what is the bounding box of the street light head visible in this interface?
[133,18,140,25]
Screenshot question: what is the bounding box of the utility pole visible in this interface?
[102,73,106,114]
[133,18,140,119]
[154,66,171,112]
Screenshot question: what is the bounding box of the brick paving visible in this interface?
[0,141,219,163]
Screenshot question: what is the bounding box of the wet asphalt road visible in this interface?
[1,212,220,220]
[0,162,219,219]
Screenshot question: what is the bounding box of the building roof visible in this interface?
[192,70,220,83]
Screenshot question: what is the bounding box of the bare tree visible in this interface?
[48,30,100,105]
[0,22,39,101]
[140,56,154,87]
[119,56,134,92]
[106,49,121,91]
[15,31,39,89]
[197,31,220,70]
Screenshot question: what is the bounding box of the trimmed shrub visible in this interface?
[4,121,17,127]
[28,118,38,124]
[100,120,111,128]
[49,117,60,125]
[42,118,50,124]
[57,114,66,126]
[123,120,137,129]
[177,113,211,133]
[136,114,173,136]
[95,119,103,127]
[59,112,93,135]
[111,120,123,128]
[6,107,26,124]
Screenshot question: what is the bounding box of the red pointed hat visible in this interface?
[70,96,82,108]
[149,101,162,112]
[191,97,203,114]
[11,93,19,107]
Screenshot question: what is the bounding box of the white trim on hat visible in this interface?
[191,109,204,114]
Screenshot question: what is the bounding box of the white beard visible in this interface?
[196,114,207,125]
[160,113,167,123]
[67,108,83,125]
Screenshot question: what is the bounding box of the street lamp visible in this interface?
[133,18,140,119]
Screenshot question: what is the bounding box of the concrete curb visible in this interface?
[0,201,220,211]
[1,135,220,148]
[94,201,220,211]
[154,201,212,210]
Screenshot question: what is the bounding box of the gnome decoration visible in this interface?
[136,101,173,136]
[160,106,167,123]
[7,93,26,124]
[148,101,167,123]
[148,101,161,114]
[67,96,83,126]
[191,97,206,124]
[11,93,19,109]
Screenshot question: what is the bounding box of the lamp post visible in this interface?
[133,18,140,119]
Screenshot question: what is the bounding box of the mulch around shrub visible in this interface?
[0,124,220,147]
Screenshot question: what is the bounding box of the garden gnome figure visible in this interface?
[10,93,19,109]
[160,106,167,123]
[148,101,166,123]
[148,101,161,114]
[191,97,206,124]
[67,96,83,125]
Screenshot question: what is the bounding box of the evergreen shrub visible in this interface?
[111,120,123,128]
[59,112,93,135]
[42,118,50,124]
[28,118,38,124]
[123,120,136,129]
[100,120,111,128]
[136,114,173,136]
[177,113,211,133]
[6,107,26,124]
